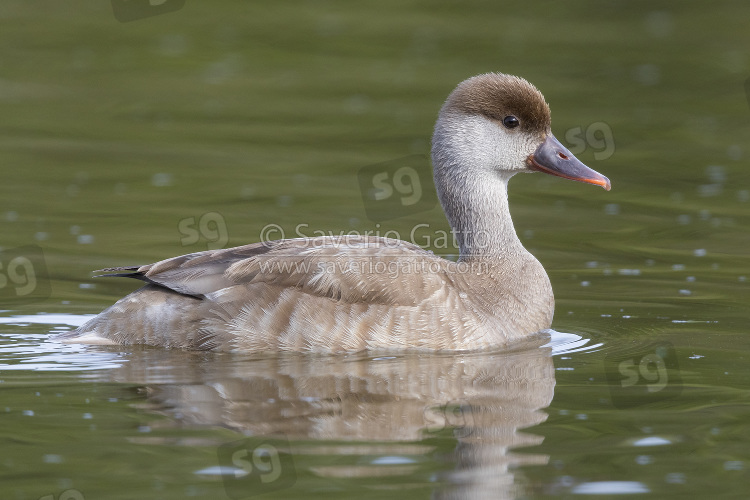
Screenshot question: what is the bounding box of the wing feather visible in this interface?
[99,236,454,307]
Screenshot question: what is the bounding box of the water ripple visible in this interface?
[0,313,124,372]
[544,329,603,356]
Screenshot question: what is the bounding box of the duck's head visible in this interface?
[432,72,610,191]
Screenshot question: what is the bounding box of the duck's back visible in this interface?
[57,236,553,352]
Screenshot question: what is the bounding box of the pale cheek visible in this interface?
[494,136,535,171]
[520,135,540,158]
[433,114,535,172]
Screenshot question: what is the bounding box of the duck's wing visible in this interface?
[104,236,453,306]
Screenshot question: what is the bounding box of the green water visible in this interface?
[2,1,750,498]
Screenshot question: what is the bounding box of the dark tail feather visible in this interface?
[93,265,142,275]
[92,267,203,299]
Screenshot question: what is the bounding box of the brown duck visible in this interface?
[58,73,610,353]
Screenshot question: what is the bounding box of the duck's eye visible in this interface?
[502,115,520,129]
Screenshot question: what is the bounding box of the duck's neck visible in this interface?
[431,111,531,262]
[434,165,526,262]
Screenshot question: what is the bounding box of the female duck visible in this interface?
[58,73,610,352]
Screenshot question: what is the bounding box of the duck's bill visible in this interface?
[526,133,611,191]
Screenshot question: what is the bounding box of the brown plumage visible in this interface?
[445,73,551,134]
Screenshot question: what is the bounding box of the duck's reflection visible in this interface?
[100,335,556,499]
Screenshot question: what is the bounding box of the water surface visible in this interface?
[2,1,750,499]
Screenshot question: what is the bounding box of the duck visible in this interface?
[57,72,610,353]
